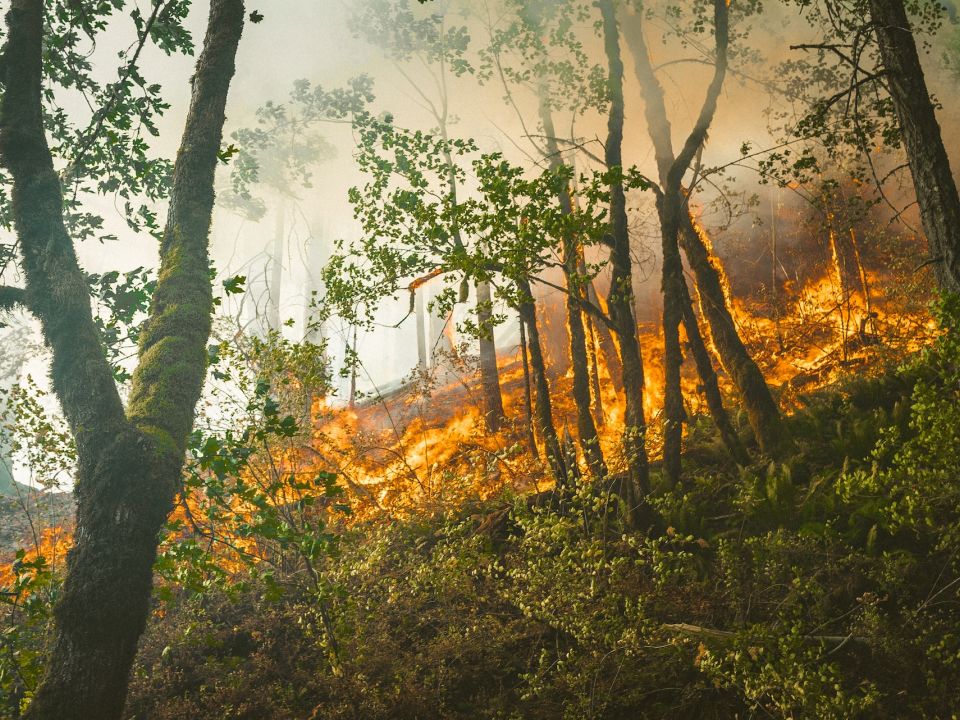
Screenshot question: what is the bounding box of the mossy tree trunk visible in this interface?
[0,1,246,718]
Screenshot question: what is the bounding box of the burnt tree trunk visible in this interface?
[0,2,245,718]
[586,278,624,394]
[476,279,506,431]
[537,84,606,479]
[598,0,654,526]
[577,248,608,423]
[680,214,788,455]
[517,280,567,484]
[868,0,960,294]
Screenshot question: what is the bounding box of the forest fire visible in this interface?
[285,203,937,521]
[4,0,960,716]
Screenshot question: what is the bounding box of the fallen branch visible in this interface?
[663,623,869,647]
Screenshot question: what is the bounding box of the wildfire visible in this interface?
[2,206,936,584]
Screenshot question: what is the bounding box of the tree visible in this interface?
[221,76,372,334]
[867,0,960,293]
[777,1,958,292]
[624,0,777,471]
[597,0,656,525]
[0,0,246,716]
[350,0,506,430]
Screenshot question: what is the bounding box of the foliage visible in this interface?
[324,115,649,334]
[220,76,374,220]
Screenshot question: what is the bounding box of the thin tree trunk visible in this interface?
[415,286,428,369]
[679,277,748,465]
[849,228,876,339]
[585,312,605,428]
[476,279,506,432]
[586,279,624,394]
[868,0,960,293]
[0,2,246,717]
[680,214,788,455]
[517,280,567,484]
[348,325,358,409]
[658,193,687,485]
[577,248,607,425]
[598,0,653,525]
[827,223,850,361]
[266,199,284,331]
[537,82,606,478]
[519,314,539,459]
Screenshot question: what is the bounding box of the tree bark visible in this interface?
[0,2,245,718]
[680,214,788,456]
[585,278,623,394]
[537,83,606,478]
[476,279,506,432]
[598,0,654,526]
[517,280,567,484]
[576,248,610,422]
[868,0,960,294]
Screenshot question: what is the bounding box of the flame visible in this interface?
[3,207,935,584]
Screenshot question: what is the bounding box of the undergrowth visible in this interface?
[120,298,960,719]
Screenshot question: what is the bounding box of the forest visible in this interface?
[1,0,960,717]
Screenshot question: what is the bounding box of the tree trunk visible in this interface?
[519,314,539,459]
[517,280,567,484]
[680,214,788,455]
[658,193,687,485]
[536,83,606,478]
[266,199,285,331]
[598,0,653,524]
[415,286,428,369]
[625,0,787,458]
[586,278,623,394]
[476,279,506,432]
[576,248,608,424]
[868,0,960,293]
[0,2,246,717]
[679,275,748,465]
[585,312,605,428]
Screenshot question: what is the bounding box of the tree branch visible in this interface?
[0,0,128,454]
[668,0,730,191]
[126,0,246,458]
[662,623,869,647]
